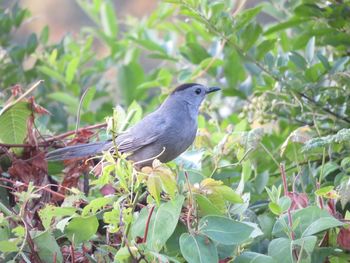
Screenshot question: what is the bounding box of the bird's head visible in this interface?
[169,83,220,109]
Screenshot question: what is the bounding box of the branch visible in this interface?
[0,122,107,148]
[298,92,350,124]
[143,205,155,243]
[280,163,295,240]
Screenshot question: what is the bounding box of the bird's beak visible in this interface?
[206,86,221,94]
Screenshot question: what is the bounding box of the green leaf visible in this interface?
[147,175,162,205]
[115,246,134,262]
[289,51,307,69]
[264,17,308,35]
[294,3,323,17]
[302,217,343,237]
[159,171,177,199]
[314,186,334,197]
[126,101,143,128]
[0,102,31,144]
[268,236,317,263]
[268,202,282,215]
[0,221,10,241]
[40,25,49,44]
[49,49,58,65]
[179,233,218,263]
[235,5,263,30]
[37,66,66,84]
[147,195,185,251]
[273,206,343,239]
[256,39,277,60]
[318,162,338,178]
[130,207,149,239]
[32,231,63,263]
[26,33,38,54]
[330,57,349,74]
[82,196,114,216]
[39,205,76,230]
[242,160,252,181]
[267,238,292,263]
[64,215,99,244]
[317,53,330,70]
[278,196,291,213]
[219,185,243,203]
[305,36,315,63]
[240,22,262,51]
[180,42,210,64]
[131,38,166,54]
[137,80,160,90]
[65,57,80,84]
[194,194,223,216]
[223,49,245,91]
[0,240,19,253]
[235,252,276,263]
[100,1,118,37]
[199,215,254,245]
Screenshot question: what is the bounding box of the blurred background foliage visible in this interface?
[1,0,350,262]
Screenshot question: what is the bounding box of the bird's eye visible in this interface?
[195,88,202,95]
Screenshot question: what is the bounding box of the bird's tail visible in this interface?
[46,141,112,161]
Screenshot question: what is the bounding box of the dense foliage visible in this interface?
[1,0,350,262]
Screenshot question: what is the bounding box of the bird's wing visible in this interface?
[115,112,166,153]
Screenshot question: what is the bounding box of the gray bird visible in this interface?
[46,83,220,167]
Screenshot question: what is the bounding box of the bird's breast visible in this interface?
[158,114,197,162]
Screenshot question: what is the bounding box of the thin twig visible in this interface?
[143,205,155,243]
[70,244,75,263]
[184,171,196,233]
[75,86,93,133]
[280,163,295,240]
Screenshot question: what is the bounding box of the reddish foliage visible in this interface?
[61,245,90,263]
[100,184,116,195]
[29,96,51,115]
[8,150,47,185]
[337,227,350,250]
[52,130,96,200]
[11,84,22,97]
[67,130,95,145]
[219,258,232,263]
[287,192,308,210]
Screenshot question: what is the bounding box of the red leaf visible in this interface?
[11,84,22,97]
[337,227,350,250]
[28,97,50,115]
[100,184,116,196]
[288,192,308,210]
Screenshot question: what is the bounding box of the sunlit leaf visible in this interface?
[0,101,31,145]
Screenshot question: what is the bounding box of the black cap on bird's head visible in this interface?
[171,83,220,95]
[168,83,220,108]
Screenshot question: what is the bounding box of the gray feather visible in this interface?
[46,141,111,161]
